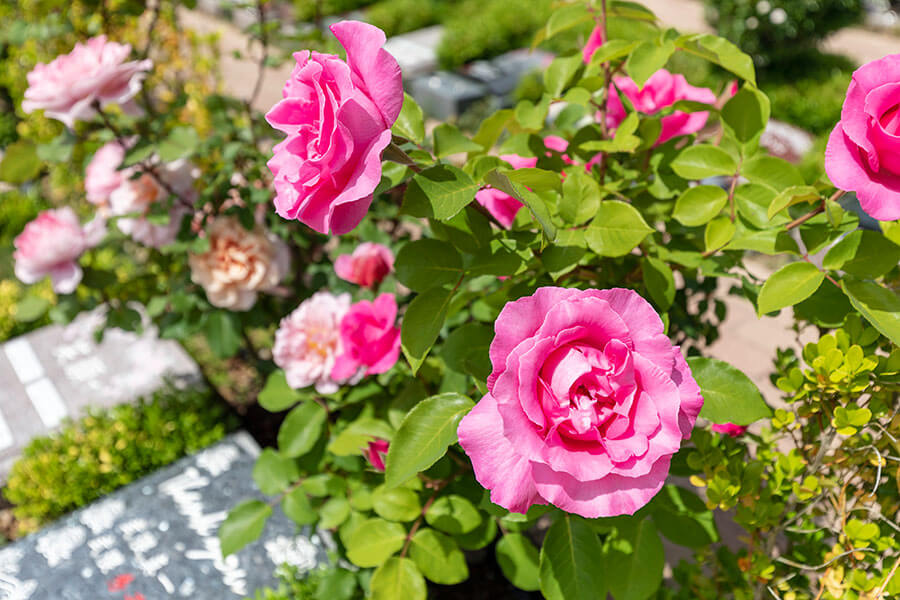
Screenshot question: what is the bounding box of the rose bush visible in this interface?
[5,2,900,599]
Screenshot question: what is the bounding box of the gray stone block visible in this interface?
[408,71,489,120]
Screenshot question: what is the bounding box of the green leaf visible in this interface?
[581,112,641,153]
[158,126,199,161]
[506,167,562,193]
[314,569,358,600]
[0,140,41,184]
[672,185,728,226]
[401,286,456,374]
[757,262,825,316]
[585,201,653,257]
[650,485,718,548]
[607,519,664,600]
[484,169,558,241]
[385,393,474,487]
[560,169,602,225]
[842,278,900,346]
[219,499,272,557]
[425,494,482,535]
[642,257,675,311]
[542,3,592,42]
[456,517,498,550]
[393,92,425,145]
[588,40,640,66]
[252,449,299,495]
[721,86,768,142]
[372,485,421,522]
[626,40,675,88]
[14,295,50,323]
[402,165,479,221]
[328,417,394,456]
[704,216,736,253]
[370,557,426,600]
[496,533,540,591]
[258,370,303,412]
[766,186,819,220]
[675,33,756,85]
[37,131,75,163]
[734,183,781,228]
[539,515,606,600]
[823,230,900,279]
[409,529,469,584]
[514,94,551,130]
[433,123,483,157]
[395,239,463,292]
[688,357,772,425]
[442,322,493,379]
[204,311,243,358]
[282,487,317,525]
[346,518,407,567]
[278,401,328,458]
[671,145,737,180]
[542,230,587,280]
[742,155,804,190]
[545,53,584,97]
[320,497,351,529]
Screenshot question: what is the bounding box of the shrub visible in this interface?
[704,0,863,67]
[247,565,365,600]
[4,384,236,532]
[292,0,377,21]
[365,0,444,38]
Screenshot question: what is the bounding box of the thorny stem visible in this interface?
[800,254,840,289]
[785,190,845,231]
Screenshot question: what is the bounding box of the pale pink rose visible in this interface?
[475,154,537,228]
[825,54,900,221]
[334,242,394,288]
[582,24,605,64]
[189,217,290,311]
[273,291,351,393]
[85,140,127,206]
[332,293,401,382]
[711,423,747,437]
[21,36,152,128]
[365,439,390,471]
[457,287,703,518]
[606,69,717,146]
[108,159,196,247]
[266,21,402,235]
[13,208,105,294]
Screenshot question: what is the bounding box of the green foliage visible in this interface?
[365,0,445,37]
[4,384,235,532]
[245,565,364,600]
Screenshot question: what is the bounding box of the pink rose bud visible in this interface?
[825,54,900,221]
[334,242,394,288]
[21,36,152,128]
[457,287,703,518]
[365,439,390,471]
[273,291,351,394]
[605,69,717,146]
[332,293,401,382]
[475,154,537,228]
[14,208,105,294]
[711,423,747,437]
[582,23,605,64]
[266,21,402,235]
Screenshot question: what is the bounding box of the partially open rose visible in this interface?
[458,287,703,518]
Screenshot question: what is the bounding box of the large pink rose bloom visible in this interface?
[458,287,703,518]
[334,242,394,288]
[266,21,402,235]
[85,140,127,206]
[332,293,401,382]
[22,36,152,128]
[273,291,351,393]
[825,54,900,221]
[14,208,104,294]
[475,154,537,228]
[607,70,717,146]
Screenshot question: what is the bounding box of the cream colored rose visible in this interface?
[189,217,289,311]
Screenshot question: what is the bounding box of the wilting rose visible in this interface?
[273,291,351,393]
[711,423,747,437]
[457,287,703,518]
[189,217,290,311]
[13,208,105,294]
[475,154,537,228]
[21,36,152,128]
[332,293,401,382]
[334,242,394,288]
[266,21,402,235]
[825,54,900,221]
[607,69,717,146]
[85,140,127,206]
[582,24,605,64]
[365,439,390,471]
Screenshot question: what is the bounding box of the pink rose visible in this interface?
[582,24,605,64]
[273,291,351,393]
[825,54,900,221]
[332,293,401,382]
[21,36,152,128]
[85,140,127,206]
[607,69,717,146]
[14,208,105,294]
[266,21,402,235]
[457,287,703,518]
[711,423,747,437]
[365,439,390,471]
[543,135,603,172]
[334,242,394,288]
[475,154,537,228]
